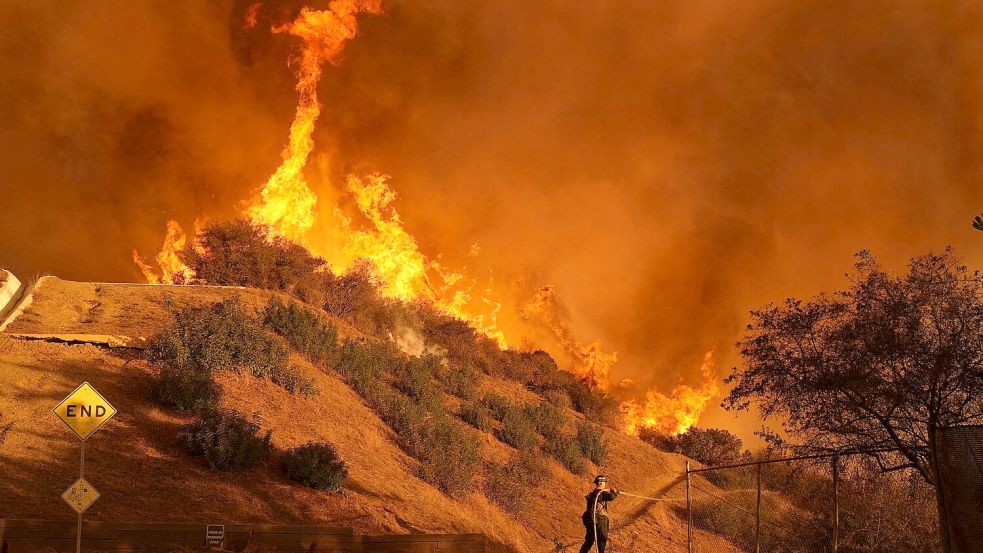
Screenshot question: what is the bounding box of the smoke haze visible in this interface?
[3,0,983,435]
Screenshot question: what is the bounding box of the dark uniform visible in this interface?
[579,488,619,553]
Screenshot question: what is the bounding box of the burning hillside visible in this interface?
[7,0,983,447]
[132,0,718,437]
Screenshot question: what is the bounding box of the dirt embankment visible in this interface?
[0,277,737,552]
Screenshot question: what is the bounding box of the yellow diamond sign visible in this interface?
[52,382,117,440]
[62,477,100,514]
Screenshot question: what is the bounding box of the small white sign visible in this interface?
[206,525,225,548]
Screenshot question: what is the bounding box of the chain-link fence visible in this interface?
[684,453,940,553]
[687,457,835,553]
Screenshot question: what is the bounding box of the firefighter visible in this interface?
[579,474,619,553]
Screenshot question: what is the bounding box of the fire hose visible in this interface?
[617,491,686,502]
[581,490,686,553]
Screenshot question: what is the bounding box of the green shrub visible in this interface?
[654,427,748,467]
[420,310,500,373]
[640,426,750,476]
[544,389,572,410]
[691,492,785,548]
[703,465,757,490]
[442,364,483,400]
[365,384,426,435]
[638,427,673,451]
[576,422,608,465]
[409,417,482,496]
[147,298,306,401]
[459,402,493,432]
[149,363,219,413]
[145,325,190,367]
[497,408,539,450]
[499,350,535,383]
[147,297,288,379]
[514,449,550,482]
[523,350,574,391]
[525,401,567,440]
[263,298,337,365]
[282,441,348,491]
[482,393,514,421]
[547,434,587,474]
[323,262,400,336]
[179,219,328,299]
[334,339,392,393]
[393,354,443,408]
[566,381,620,425]
[485,450,550,514]
[179,410,272,470]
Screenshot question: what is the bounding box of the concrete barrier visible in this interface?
[0,271,25,332]
[0,273,46,333]
[0,270,21,318]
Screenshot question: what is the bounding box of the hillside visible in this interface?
[0,276,738,552]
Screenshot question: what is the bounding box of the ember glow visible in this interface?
[134,1,719,436]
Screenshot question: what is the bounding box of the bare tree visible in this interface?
[724,249,983,540]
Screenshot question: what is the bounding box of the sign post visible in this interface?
[53,382,117,553]
[206,525,225,549]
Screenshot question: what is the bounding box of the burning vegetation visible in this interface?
[132,0,719,438]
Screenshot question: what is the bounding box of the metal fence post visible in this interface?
[77,440,85,553]
[685,461,692,553]
[832,455,839,553]
[755,462,762,553]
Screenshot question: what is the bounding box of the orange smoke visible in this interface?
[622,351,720,436]
[518,285,617,387]
[135,1,719,436]
[132,220,195,285]
[520,285,718,435]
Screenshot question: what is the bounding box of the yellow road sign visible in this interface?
[62,477,100,514]
[52,382,117,440]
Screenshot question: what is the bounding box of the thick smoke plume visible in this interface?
[3,1,983,436]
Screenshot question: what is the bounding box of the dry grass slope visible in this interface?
[0,277,739,553]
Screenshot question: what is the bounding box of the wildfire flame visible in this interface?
[239,1,507,346]
[134,1,720,436]
[132,220,195,284]
[339,174,508,346]
[622,351,721,436]
[246,1,381,241]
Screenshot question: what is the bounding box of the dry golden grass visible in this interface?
[0,277,739,552]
